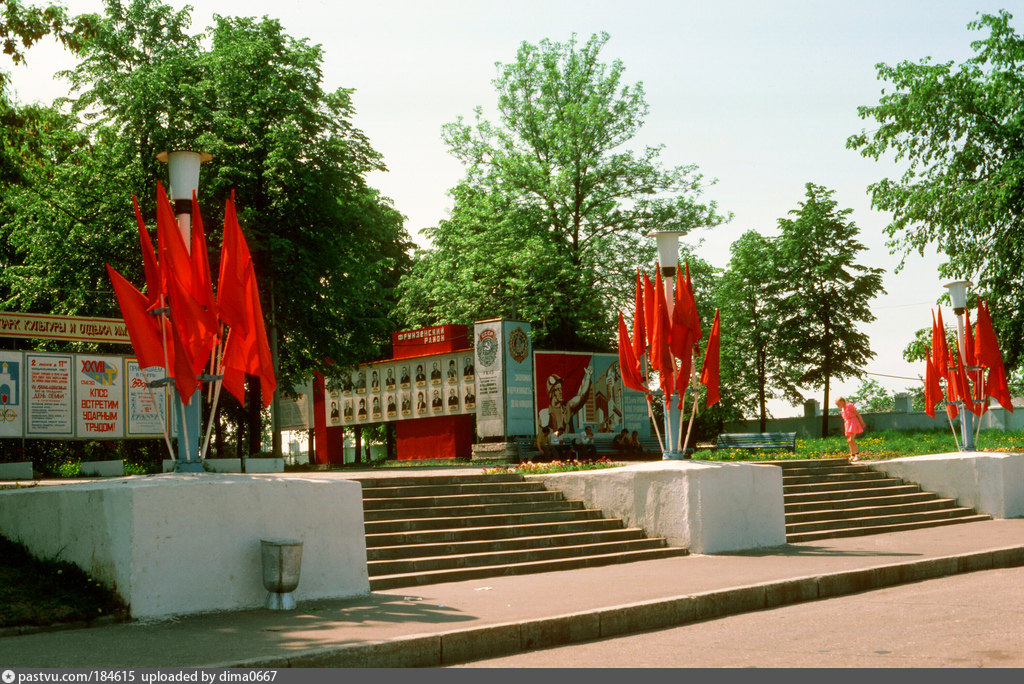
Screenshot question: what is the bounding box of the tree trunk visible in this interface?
[757,350,768,432]
[821,377,830,438]
[247,376,261,456]
[354,427,362,464]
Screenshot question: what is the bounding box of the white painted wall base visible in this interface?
[0,474,370,619]
[80,460,124,477]
[530,460,786,554]
[243,458,285,473]
[869,452,1024,519]
[0,461,33,480]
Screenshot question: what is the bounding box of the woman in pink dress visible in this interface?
[835,397,865,461]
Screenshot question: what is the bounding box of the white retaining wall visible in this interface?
[0,474,370,619]
[868,452,1024,519]
[530,460,786,554]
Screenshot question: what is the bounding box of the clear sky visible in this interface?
[5,0,1014,416]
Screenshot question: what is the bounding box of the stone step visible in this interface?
[365,508,611,536]
[360,481,548,498]
[363,490,564,511]
[366,528,650,560]
[367,537,672,576]
[363,499,585,522]
[786,514,993,543]
[786,506,986,535]
[779,464,875,477]
[766,458,851,470]
[785,490,937,513]
[785,498,960,524]
[783,476,908,495]
[355,473,525,488]
[782,470,891,486]
[368,547,691,590]
[365,518,626,548]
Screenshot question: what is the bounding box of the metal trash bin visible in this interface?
[261,538,303,610]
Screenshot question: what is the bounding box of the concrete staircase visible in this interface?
[359,473,689,590]
[778,458,991,543]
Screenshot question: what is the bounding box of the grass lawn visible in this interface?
[0,534,127,630]
[701,428,1024,462]
[1,428,1020,629]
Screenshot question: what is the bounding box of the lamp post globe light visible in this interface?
[944,279,976,451]
[158,150,212,471]
[647,229,687,460]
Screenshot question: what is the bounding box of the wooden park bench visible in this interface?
[714,432,797,452]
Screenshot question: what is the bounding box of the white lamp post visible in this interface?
[944,279,976,451]
[158,150,212,471]
[647,229,687,459]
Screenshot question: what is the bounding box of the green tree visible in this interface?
[1,0,99,89]
[776,183,886,437]
[847,10,1024,369]
[847,378,894,413]
[716,231,801,431]
[0,1,412,454]
[402,32,727,350]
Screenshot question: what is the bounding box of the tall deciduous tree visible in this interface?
[402,32,727,350]
[776,183,885,437]
[847,10,1024,369]
[716,231,801,431]
[1,0,98,89]
[0,0,412,454]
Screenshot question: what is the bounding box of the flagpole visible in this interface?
[642,354,665,453]
[944,402,961,451]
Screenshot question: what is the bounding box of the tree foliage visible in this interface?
[1,0,99,89]
[716,231,801,430]
[847,10,1024,369]
[775,183,886,437]
[0,0,412,451]
[400,32,727,350]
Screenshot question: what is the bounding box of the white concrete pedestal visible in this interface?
[0,474,369,619]
[531,460,786,554]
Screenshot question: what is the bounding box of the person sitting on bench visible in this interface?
[612,429,630,457]
[577,426,597,459]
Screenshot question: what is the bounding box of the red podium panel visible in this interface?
[392,325,469,360]
[397,414,473,460]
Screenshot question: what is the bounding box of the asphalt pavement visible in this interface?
[1,515,1022,668]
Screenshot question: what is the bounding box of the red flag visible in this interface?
[220,269,277,407]
[216,193,276,408]
[923,347,943,418]
[670,266,693,360]
[964,308,977,368]
[190,190,218,323]
[684,263,702,340]
[700,309,721,408]
[132,196,162,308]
[156,182,193,295]
[642,271,656,350]
[651,266,674,405]
[157,187,217,377]
[951,352,981,416]
[217,192,251,332]
[107,264,166,371]
[974,298,1003,371]
[632,269,646,364]
[933,308,950,382]
[976,300,1012,412]
[984,362,1013,412]
[168,317,199,403]
[617,312,647,393]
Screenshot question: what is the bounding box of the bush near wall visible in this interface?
[0,440,165,476]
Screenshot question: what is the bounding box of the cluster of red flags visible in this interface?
[923,299,1012,419]
[616,263,721,409]
[107,184,276,409]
